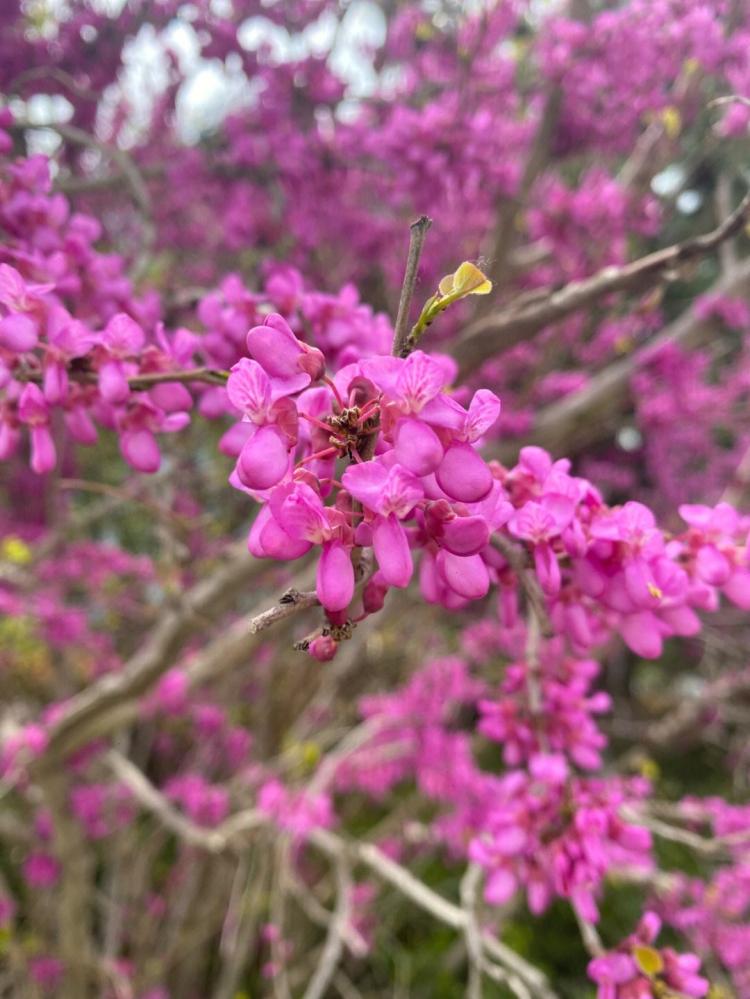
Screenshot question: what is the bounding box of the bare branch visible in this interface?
[33,550,313,767]
[16,367,229,389]
[249,588,319,635]
[490,255,750,462]
[573,907,604,959]
[12,118,155,278]
[455,190,750,377]
[393,215,432,357]
[482,89,562,295]
[460,863,485,999]
[104,757,556,999]
[37,772,95,999]
[301,857,352,999]
[310,831,559,999]
[492,536,552,636]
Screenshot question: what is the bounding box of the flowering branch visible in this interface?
[456,189,750,376]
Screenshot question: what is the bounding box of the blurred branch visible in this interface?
[9,67,100,102]
[37,772,95,999]
[482,89,562,295]
[33,548,313,767]
[460,863,485,999]
[490,255,750,462]
[301,857,352,999]
[17,367,229,389]
[104,754,557,998]
[620,805,750,857]
[455,189,750,378]
[11,118,155,279]
[492,535,552,636]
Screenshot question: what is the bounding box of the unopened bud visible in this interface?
[309,634,337,662]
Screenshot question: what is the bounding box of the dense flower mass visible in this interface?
[588,912,709,999]
[2,0,750,995]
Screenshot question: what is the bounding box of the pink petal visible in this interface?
[64,406,98,445]
[437,551,490,600]
[30,425,56,474]
[621,611,663,658]
[248,507,312,560]
[373,514,413,588]
[99,359,130,404]
[342,460,389,511]
[695,544,731,586]
[440,515,489,556]
[317,541,354,612]
[484,868,517,905]
[436,443,492,502]
[723,568,750,609]
[393,417,444,476]
[43,360,67,404]
[121,429,161,473]
[236,425,290,491]
[464,388,501,440]
[226,357,271,420]
[0,313,37,352]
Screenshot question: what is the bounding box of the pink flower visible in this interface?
[98,313,145,404]
[23,852,59,889]
[343,460,422,587]
[18,383,56,474]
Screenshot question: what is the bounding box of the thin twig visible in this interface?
[573,907,604,958]
[99,758,557,999]
[301,857,352,999]
[492,536,552,636]
[460,863,485,999]
[392,215,432,357]
[32,552,309,767]
[16,366,229,389]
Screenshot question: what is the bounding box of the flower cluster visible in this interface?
[588,912,709,999]
[229,329,750,660]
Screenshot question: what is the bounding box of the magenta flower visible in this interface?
[116,398,189,474]
[42,308,96,404]
[0,263,53,313]
[246,313,324,395]
[227,357,299,491]
[0,312,38,352]
[98,313,146,404]
[343,459,422,587]
[508,499,573,595]
[18,383,56,474]
[588,911,709,999]
[272,482,354,612]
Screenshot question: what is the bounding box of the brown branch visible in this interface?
[455,190,750,378]
[249,587,319,634]
[12,118,155,279]
[392,215,432,357]
[32,549,312,768]
[482,89,562,295]
[37,772,96,999]
[16,366,229,389]
[301,857,352,999]
[489,255,750,463]
[620,805,750,857]
[103,756,557,999]
[9,67,100,102]
[491,536,552,636]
